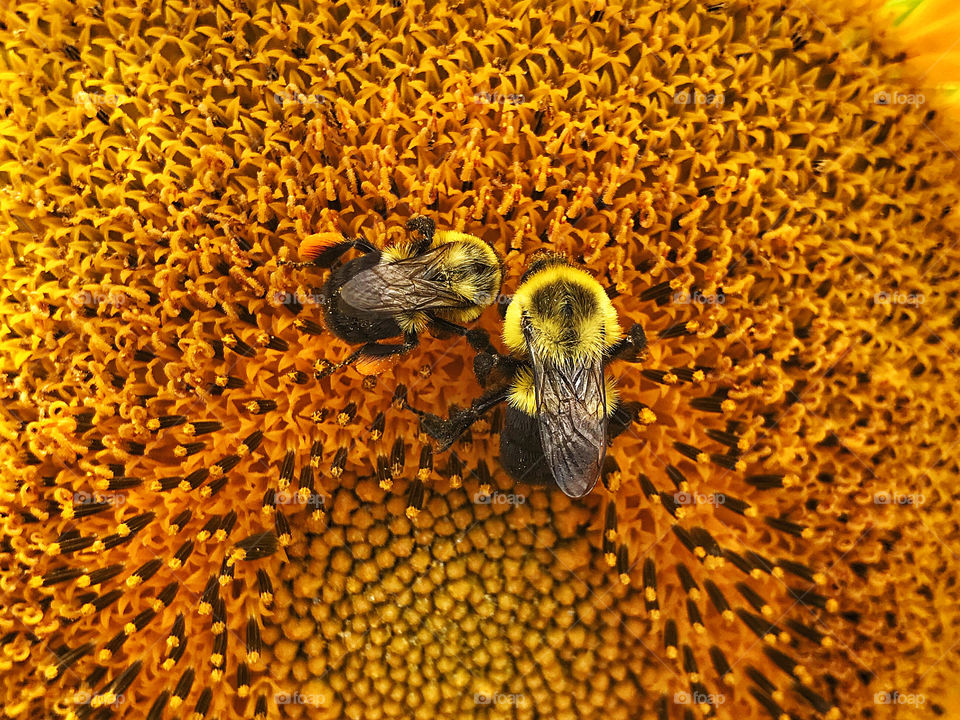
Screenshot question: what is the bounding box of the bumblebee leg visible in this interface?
[359,337,418,359]
[459,328,498,385]
[608,401,644,439]
[457,328,522,386]
[413,385,510,451]
[428,316,470,338]
[317,333,418,378]
[472,351,497,387]
[604,323,647,364]
[405,215,435,254]
[472,351,524,387]
[473,345,524,388]
[466,328,492,351]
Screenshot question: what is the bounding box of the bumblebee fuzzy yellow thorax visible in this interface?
[382,230,502,331]
[431,231,502,324]
[503,263,621,364]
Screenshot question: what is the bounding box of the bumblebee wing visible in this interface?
[338,245,465,314]
[530,349,607,498]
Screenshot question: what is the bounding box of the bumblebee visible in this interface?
[297,216,503,376]
[414,252,647,498]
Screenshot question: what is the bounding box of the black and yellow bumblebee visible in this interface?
[413,251,647,498]
[297,216,503,376]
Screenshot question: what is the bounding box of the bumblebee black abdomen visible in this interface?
[320,253,402,343]
[498,406,554,487]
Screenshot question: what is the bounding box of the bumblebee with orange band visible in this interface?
[413,251,648,498]
[298,216,503,377]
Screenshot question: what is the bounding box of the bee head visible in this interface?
[503,256,621,363]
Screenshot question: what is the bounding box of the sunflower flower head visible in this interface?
[1,0,959,718]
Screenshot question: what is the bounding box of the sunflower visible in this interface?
[1,0,959,718]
